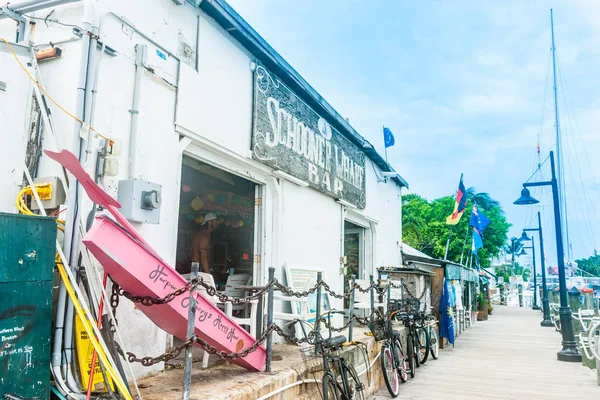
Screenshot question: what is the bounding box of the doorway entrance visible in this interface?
[344,221,365,307]
[175,156,257,288]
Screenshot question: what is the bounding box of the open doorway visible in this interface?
[344,221,365,307]
[175,156,257,288]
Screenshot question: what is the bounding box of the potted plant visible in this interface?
[488,302,493,315]
[477,293,488,321]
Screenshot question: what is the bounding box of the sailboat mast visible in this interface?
[550,9,571,261]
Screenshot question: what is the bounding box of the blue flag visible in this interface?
[383,127,395,148]
[469,205,491,233]
[439,278,455,346]
[470,205,490,253]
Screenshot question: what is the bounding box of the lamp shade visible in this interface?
[520,231,531,242]
[514,187,539,205]
[518,249,527,256]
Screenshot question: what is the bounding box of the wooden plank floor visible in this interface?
[369,306,599,399]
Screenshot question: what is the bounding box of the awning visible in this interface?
[480,276,490,285]
[381,265,435,276]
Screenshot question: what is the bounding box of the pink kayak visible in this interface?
[45,149,266,372]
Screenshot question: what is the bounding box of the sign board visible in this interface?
[252,64,367,208]
[285,264,332,323]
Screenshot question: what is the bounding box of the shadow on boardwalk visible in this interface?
[370,305,599,399]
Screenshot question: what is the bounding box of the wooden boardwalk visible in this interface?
[369,306,599,399]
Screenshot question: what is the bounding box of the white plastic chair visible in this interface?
[221,274,258,338]
[353,279,386,315]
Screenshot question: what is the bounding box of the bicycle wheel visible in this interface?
[393,337,408,383]
[380,345,399,397]
[344,363,366,400]
[322,372,339,400]
[412,333,420,368]
[417,327,429,365]
[406,335,415,378]
[429,326,439,360]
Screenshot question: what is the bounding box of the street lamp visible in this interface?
[514,150,581,362]
[524,212,552,322]
[521,234,540,311]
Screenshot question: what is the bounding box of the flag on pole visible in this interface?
[470,205,491,252]
[446,175,467,225]
[439,278,455,346]
[383,127,395,148]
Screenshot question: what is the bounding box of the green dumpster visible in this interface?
[0,213,56,399]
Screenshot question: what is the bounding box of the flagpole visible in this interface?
[444,173,464,260]
[444,226,453,260]
[459,217,472,265]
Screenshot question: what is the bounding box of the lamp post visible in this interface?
[520,233,540,310]
[514,150,581,362]
[524,212,553,325]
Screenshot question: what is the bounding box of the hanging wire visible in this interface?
[556,55,600,251]
[525,50,553,231]
[524,155,550,184]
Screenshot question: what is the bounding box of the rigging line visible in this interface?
[532,49,553,175]
[556,58,598,251]
[524,155,550,184]
[561,103,597,252]
[556,55,600,220]
[561,127,595,253]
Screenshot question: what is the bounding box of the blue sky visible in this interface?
[226,0,600,266]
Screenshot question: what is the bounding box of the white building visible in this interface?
[0,0,408,378]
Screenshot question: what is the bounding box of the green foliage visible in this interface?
[477,292,487,310]
[574,253,600,277]
[402,189,510,269]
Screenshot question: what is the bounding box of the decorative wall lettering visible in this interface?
[252,64,366,208]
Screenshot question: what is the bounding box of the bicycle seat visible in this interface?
[323,335,347,349]
[391,329,401,338]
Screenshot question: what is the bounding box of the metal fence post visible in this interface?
[370,274,375,319]
[182,262,199,400]
[349,275,356,341]
[316,272,323,332]
[266,267,275,373]
[387,283,391,311]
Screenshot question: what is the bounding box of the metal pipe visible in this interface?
[11,0,80,14]
[349,275,355,341]
[182,262,199,400]
[265,267,275,373]
[54,0,94,395]
[315,272,323,355]
[195,14,200,71]
[369,274,374,319]
[531,237,539,310]
[128,43,147,179]
[549,151,581,362]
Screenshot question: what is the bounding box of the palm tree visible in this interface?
[465,187,500,210]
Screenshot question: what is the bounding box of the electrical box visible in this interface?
[117,179,162,224]
[30,176,66,211]
[0,213,56,399]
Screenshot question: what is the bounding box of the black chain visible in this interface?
[114,323,311,366]
[398,279,427,301]
[111,277,276,307]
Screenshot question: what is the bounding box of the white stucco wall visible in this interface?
[0,0,405,375]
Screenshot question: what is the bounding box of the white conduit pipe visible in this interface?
[256,349,381,400]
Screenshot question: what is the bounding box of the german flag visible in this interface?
[446,175,467,225]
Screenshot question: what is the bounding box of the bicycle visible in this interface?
[396,312,418,377]
[367,309,408,398]
[288,310,366,400]
[414,310,439,365]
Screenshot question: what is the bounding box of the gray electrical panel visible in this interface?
[117,179,162,224]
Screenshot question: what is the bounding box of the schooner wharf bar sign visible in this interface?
[252,64,366,209]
